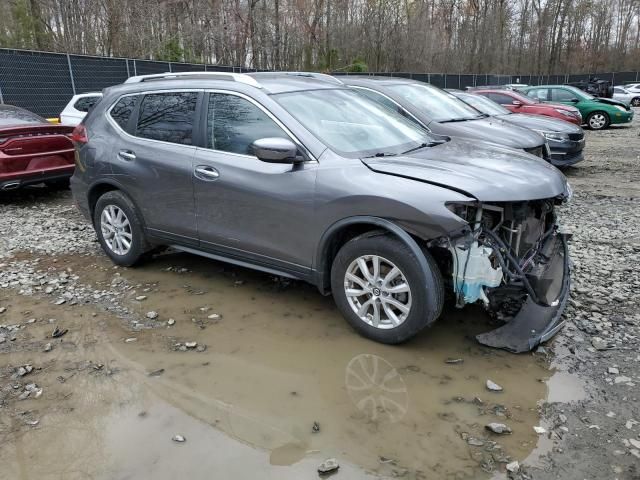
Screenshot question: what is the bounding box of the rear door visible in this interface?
[549,87,580,106]
[192,91,318,274]
[108,91,200,245]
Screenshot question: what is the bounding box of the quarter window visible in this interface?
[110,95,138,130]
[207,93,289,155]
[74,96,100,112]
[136,92,198,145]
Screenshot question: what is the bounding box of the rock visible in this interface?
[185,341,197,348]
[0,335,5,344]
[630,439,640,449]
[0,307,6,313]
[125,337,137,343]
[608,367,620,375]
[146,311,158,319]
[167,318,175,326]
[466,436,485,446]
[207,313,221,320]
[486,380,503,392]
[172,434,186,443]
[485,423,512,434]
[591,337,608,350]
[614,376,632,384]
[317,458,339,475]
[626,419,638,429]
[196,345,207,352]
[533,426,547,434]
[312,421,320,433]
[43,343,52,352]
[506,461,520,473]
[54,298,66,305]
[135,295,147,301]
[445,358,464,364]
[51,326,68,338]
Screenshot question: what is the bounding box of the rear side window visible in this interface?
[527,88,548,101]
[110,96,138,130]
[74,96,100,112]
[136,92,198,145]
[207,93,289,155]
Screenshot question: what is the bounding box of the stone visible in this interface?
[591,337,608,350]
[615,376,632,384]
[534,426,547,434]
[146,311,158,319]
[485,423,512,434]
[608,367,620,375]
[506,461,519,473]
[167,318,175,326]
[135,295,147,301]
[172,434,186,443]
[486,380,503,392]
[317,458,339,475]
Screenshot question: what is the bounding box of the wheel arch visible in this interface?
[313,216,432,295]
[87,180,145,229]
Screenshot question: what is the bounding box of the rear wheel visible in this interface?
[94,191,149,266]
[330,233,444,344]
[631,97,640,107]
[586,111,610,130]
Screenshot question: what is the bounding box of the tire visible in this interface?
[586,111,610,130]
[330,232,444,344]
[631,97,640,107]
[93,190,150,267]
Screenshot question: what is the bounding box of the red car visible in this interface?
[472,88,582,126]
[0,105,75,191]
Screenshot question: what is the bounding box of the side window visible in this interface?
[136,92,198,145]
[614,87,624,94]
[208,93,289,155]
[74,96,100,112]
[110,95,138,130]
[550,89,578,102]
[528,88,549,101]
[486,93,514,105]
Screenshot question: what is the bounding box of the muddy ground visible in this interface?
[0,113,638,480]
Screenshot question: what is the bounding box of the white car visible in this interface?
[613,86,640,107]
[59,92,102,125]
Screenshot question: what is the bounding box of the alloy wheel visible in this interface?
[100,205,132,255]
[632,98,640,107]
[589,113,607,129]
[343,255,412,329]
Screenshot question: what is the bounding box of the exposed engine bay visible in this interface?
[436,198,571,353]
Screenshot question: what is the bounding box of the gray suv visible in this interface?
[70,72,571,352]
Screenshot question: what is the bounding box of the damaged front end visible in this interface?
[438,198,571,353]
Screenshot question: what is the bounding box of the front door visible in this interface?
[193,92,318,275]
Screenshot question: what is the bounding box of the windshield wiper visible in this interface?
[364,152,398,158]
[440,117,472,123]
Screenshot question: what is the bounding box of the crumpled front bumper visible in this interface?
[476,232,571,353]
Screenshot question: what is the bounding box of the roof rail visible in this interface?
[124,71,261,88]
[284,72,344,85]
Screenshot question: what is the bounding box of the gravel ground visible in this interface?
[0,113,639,479]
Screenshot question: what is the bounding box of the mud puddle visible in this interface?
[1,250,563,479]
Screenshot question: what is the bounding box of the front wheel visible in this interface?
[330,233,444,344]
[631,97,640,107]
[586,111,610,130]
[94,190,150,266]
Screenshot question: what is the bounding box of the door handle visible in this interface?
[118,150,136,161]
[194,165,220,181]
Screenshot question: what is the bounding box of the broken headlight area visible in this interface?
[439,199,571,353]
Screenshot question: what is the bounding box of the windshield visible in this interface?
[386,83,484,122]
[455,93,510,116]
[275,89,433,157]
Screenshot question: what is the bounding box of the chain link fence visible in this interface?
[1,48,639,117]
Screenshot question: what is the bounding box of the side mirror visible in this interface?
[512,100,523,107]
[251,137,301,163]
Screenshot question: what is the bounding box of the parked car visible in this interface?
[613,86,640,107]
[59,92,102,125]
[623,83,640,94]
[521,85,634,130]
[450,91,585,168]
[566,77,613,98]
[0,104,75,191]
[71,71,572,352]
[338,77,550,160]
[471,88,582,125]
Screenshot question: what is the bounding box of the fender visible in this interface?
[313,216,430,294]
[86,178,146,228]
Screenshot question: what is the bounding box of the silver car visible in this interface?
[70,72,572,352]
[613,86,640,107]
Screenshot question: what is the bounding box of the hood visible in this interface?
[499,113,583,134]
[362,137,569,202]
[593,97,630,109]
[427,116,545,150]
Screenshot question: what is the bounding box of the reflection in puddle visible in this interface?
[0,251,563,479]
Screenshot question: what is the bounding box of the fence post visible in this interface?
[168,62,173,72]
[125,59,130,78]
[133,59,137,76]
[66,53,77,95]
[0,83,4,104]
